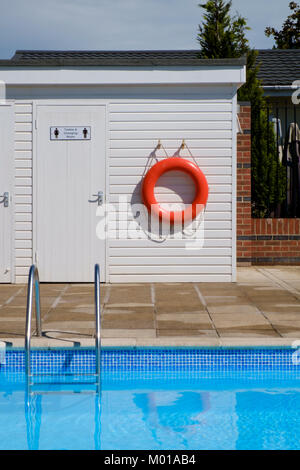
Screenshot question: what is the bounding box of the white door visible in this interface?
[35,105,106,282]
[0,104,13,282]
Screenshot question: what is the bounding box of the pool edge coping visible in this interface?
[0,337,298,349]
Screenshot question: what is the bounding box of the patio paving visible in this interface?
[1,266,300,346]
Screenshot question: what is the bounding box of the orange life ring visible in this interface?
[142,157,209,224]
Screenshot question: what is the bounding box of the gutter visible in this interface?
[263,85,299,90]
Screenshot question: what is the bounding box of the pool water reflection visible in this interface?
[0,371,299,450]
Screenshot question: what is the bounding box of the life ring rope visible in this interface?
[141,140,170,179]
[141,142,209,225]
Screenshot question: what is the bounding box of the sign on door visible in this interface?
[50,126,91,140]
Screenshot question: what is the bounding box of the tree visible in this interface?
[265,2,300,49]
[197,0,250,58]
[197,0,286,217]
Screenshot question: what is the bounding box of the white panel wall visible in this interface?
[12,92,235,283]
[108,99,233,282]
[14,103,33,283]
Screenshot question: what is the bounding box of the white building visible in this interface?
[0,50,246,283]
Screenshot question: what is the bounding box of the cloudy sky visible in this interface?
[0,0,293,59]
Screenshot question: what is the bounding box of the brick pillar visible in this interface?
[236,103,252,265]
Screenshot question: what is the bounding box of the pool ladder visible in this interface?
[25,263,101,379]
[24,265,102,449]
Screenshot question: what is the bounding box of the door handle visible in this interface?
[88,191,103,206]
[0,192,9,207]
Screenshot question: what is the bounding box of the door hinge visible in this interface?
[35,119,37,130]
[34,252,38,264]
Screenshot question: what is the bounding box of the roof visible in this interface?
[257,49,300,87]
[0,50,246,67]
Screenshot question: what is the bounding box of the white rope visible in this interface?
[139,141,206,242]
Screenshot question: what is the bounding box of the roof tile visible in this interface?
[257,49,300,87]
[0,50,246,67]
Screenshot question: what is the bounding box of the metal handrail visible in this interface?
[25,265,42,377]
[25,264,100,378]
[94,264,101,377]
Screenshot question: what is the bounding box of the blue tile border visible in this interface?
[1,347,300,375]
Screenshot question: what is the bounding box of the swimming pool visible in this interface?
[0,347,300,450]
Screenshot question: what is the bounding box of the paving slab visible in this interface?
[65,284,94,291]
[43,320,95,330]
[218,329,280,338]
[104,303,153,309]
[108,285,152,304]
[211,313,273,329]
[219,338,294,347]
[1,267,300,346]
[277,329,300,338]
[101,338,137,346]
[45,311,96,321]
[157,329,217,337]
[155,302,205,313]
[263,312,300,321]
[154,284,200,304]
[272,320,300,328]
[237,268,273,283]
[0,321,26,337]
[42,328,94,338]
[207,304,262,315]
[157,313,213,330]
[0,306,26,317]
[283,280,300,290]
[103,306,154,315]
[258,304,300,314]
[48,306,96,315]
[42,331,93,340]
[246,294,298,304]
[263,266,300,281]
[135,337,221,347]
[204,296,248,306]
[196,283,244,294]
[102,329,156,338]
[102,313,155,329]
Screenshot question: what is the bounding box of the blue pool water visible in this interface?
[0,347,300,450]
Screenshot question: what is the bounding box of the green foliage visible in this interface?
[251,105,287,217]
[237,50,263,104]
[265,2,300,49]
[197,0,250,58]
[197,0,287,217]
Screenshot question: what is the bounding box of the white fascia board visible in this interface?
[0,65,246,86]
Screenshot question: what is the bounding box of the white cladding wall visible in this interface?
[12,95,235,283]
[14,102,33,282]
[108,99,234,283]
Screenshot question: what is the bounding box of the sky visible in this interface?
[0,0,293,59]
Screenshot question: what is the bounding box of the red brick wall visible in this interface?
[236,103,300,265]
[237,103,252,265]
[252,219,300,264]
